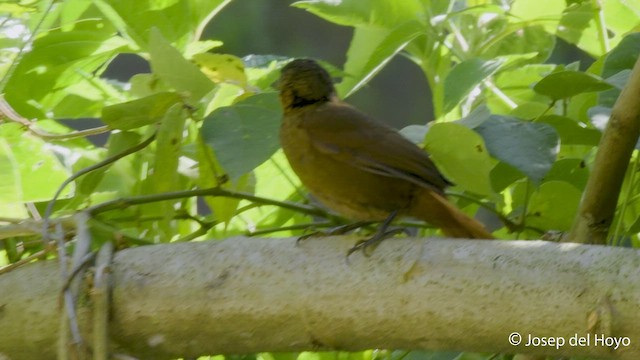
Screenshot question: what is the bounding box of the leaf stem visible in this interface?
[592,0,610,54]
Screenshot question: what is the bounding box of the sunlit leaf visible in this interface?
[102,92,183,130]
[192,53,247,87]
[0,124,72,209]
[544,158,589,191]
[149,28,215,104]
[337,21,424,97]
[424,122,494,196]
[293,0,425,28]
[527,181,581,231]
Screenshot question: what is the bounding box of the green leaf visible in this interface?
[557,1,598,55]
[509,0,565,28]
[244,55,290,91]
[536,115,601,146]
[544,158,589,191]
[216,174,255,226]
[297,1,428,99]
[232,151,311,235]
[201,93,282,180]
[102,92,183,130]
[533,70,613,100]
[192,53,247,87]
[253,150,300,201]
[94,0,231,50]
[443,58,503,113]
[527,181,581,231]
[148,28,216,104]
[184,40,224,58]
[58,0,93,30]
[292,0,425,28]
[474,116,559,183]
[3,20,126,118]
[78,132,142,195]
[130,73,168,98]
[601,0,640,49]
[336,26,389,97]
[52,91,105,119]
[337,21,424,97]
[424,122,494,196]
[510,102,550,119]
[559,0,640,57]
[490,161,525,193]
[196,138,255,225]
[599,33,640,107]
[0,124,72,207]
[153,103,187,193]
[0,137,22,213]
[487,64,555,114]
[152,103,188,241]
[482,25,555,66]
[602,32,640,78]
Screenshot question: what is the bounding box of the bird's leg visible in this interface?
[296,220,374,246]
[347,210,405,257]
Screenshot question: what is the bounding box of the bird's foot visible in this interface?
[346,210,407,257]
[295,221,373,246]
[346,227,407,257]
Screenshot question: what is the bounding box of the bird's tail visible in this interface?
[412,189,494,239]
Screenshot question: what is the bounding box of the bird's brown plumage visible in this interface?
[278,59,493,239]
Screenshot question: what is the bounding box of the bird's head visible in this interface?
[278,59,336,110]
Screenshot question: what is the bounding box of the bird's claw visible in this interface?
[295,221,371,246]
[346,227,407,257]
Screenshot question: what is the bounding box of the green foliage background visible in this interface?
[1,0,640,358]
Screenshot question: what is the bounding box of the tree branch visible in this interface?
[1,237,639,359]
[568,56,640,244]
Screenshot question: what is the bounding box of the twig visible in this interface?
[0,248,49,275]
[87,187,330,219]
[60,252,96,293]
[1,217,76,241]
[0,96,111,140]
[246,221,334,237]
[0,217,25,223]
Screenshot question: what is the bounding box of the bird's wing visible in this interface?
[301,101,451,193]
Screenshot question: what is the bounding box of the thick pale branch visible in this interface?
[1,237,639,359]
[568,56,640,244]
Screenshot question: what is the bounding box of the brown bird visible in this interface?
[278,59,493,243]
